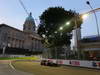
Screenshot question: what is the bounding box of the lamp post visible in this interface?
[59,22,71,59]
[86,1,100,36]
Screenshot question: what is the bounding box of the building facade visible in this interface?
[80,36,100,60]
[0,13,43,54]
[72,28,100,60]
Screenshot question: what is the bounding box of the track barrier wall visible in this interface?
[45,59,100,69]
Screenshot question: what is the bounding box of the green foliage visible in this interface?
[38,7,83,47]
[0,56,39,60]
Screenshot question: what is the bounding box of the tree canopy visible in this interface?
[38,7,83,47]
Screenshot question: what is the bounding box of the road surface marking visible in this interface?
[9,61,16,70]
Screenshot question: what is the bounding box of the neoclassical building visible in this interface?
[0,13,43,53]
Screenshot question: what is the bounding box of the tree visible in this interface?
[38,7,82,47]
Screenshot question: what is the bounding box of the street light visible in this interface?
[81,14,89,20]
[66,21,70,26]
[86,1,100,36]
[59,21,70,31]
[59,21,71,59]
[59,26,63,30]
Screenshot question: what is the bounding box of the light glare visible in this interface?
[81,14,89,20]
[66,22,70,25]
[59,27,63,30]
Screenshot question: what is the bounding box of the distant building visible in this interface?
[0,13,43,54]
[80,35,100,60]
[72,28,100,60]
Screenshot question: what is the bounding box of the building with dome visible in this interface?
[0,13,43,55]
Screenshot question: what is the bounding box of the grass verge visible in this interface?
[12,61,100,75]
[0,56,39,60]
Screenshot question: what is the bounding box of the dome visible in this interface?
[23,12,36,33]
[26,12,34,21]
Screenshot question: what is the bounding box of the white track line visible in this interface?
[9,61,16,70]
